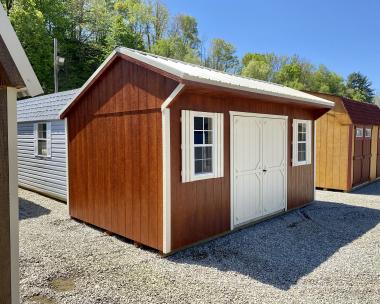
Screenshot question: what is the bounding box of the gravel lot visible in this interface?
[20,183,380,304]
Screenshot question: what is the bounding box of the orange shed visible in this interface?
[60,48,334,254]
[310,92,380,191]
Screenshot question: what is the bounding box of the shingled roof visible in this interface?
[341,97,380,126]
[18,89,78,122]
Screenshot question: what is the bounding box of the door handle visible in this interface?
[263,169,267,173]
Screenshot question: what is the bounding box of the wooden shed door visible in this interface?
[232,113,287,227]
[353,126,371,186]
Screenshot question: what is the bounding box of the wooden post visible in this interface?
[0,87,19,304]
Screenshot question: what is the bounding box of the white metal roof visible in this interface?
[18,89,78,122]
[61,47,334,116]
[0,5,43,97]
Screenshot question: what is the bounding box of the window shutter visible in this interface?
[47,122,52,157]
[292,121,297,166]
[181,110,191,182]
[215,113,224,178]
[33,123,38,156]
[306,121,312,165]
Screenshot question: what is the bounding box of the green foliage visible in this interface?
[345,72,375,103]
[8,0,54,91]
[205,38,239,73]
[241,53,286,81]
[309,65,345,95]
[4,0,376,99]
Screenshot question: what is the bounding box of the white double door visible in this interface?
[232,113,287,227]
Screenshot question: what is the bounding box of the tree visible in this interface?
[310,65,345,95]
[1,0,14,14]
[205,38,239,73]
[274,56,313,90]
[171,14,200,50]
[345,72,375,103]
[8,0,55,91]
[150,0,168,45]
[151,14,201,64]
[241,53,286,82]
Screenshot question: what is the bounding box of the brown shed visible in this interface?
[60,48,334,254]
[310,92,380,191]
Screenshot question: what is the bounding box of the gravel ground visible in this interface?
[20,183,380,304]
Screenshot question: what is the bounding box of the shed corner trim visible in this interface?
[162,107,171,254]
[161,83,185,111]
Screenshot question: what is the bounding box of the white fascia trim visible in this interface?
[162,108,171,254]
[161,83,185,111]
[64,118,69,206]
[7,87,20,304]
[0,6,42,97]
[119,47,185,79]
[59,50,118,117]
[181,74,335,108]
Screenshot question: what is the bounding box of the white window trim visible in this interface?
[292,119,312,166]
[182,110,223,182]
[34,121,52,158]
[356,127,363,138]
[365,128,372,138]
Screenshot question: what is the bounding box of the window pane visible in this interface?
[194,117,203,130]
[203,159,212,173]
[204,117,212,130]
[38,124,47,139]
[204,146,212,159]
[298,132,306,142]
[194,147,203,160]
[194,131,203,144]
[298,123,306,133]
[195,160,202,174]
[38,140,47,156]
[298,150,306,162]
[298,142,306,152]
[298,143,306,162]
[204,131,212,144]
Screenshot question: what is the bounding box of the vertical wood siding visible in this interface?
[17,120,67,200]
[67,58,177,251]
[353,125,372,186]
[315,112,351,191]
[170,90,317,250]
[370,126,378,180]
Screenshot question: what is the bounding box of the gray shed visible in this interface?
[17,89,78,201]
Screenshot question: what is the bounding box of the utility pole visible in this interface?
[53,38,65,93]
[54,38,58,93]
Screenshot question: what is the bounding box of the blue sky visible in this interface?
[163,0,380,94]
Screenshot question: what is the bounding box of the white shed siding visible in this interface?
[17,120,67,200]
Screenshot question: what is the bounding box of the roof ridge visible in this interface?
[117,46,295,90]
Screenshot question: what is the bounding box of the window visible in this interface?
[293,119,312,166]
[194,116,213,174]
[34,122,51,157]
[181,110,223,182]
[356,128,363,138]
[365,128,372,138]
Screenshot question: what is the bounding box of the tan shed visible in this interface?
[310,92,380,191]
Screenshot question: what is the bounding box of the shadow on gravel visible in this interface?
[19,198,51,220]
[169,201,380,290]
[351,180,380,196]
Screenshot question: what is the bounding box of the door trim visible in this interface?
[229,111,288,230]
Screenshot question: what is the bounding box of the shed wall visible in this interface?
[315,111,351,191]
[170,90,316,250]
[17,120,67,200]
[370,126,378,180]
[66,58,178,251]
